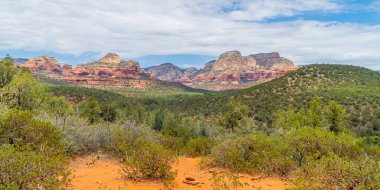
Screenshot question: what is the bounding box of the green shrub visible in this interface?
[0,55,16,88]
[38,113,107,156]
[122,139,176,181]
[218,98,249,132]
[0,144,69,189]
[1,71,50,110]
[158,135,184,155]
[106,122,157,157]
[77,97,102,124]
[182,137,215,157]
[0,109,64,155]
[292,154,380,190]
[285,127,364,168]
[211,134,293,175]
[210,171,248,190]
[210,128,367,177]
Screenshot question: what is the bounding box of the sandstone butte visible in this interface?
[145,51,298,90]
[19,51,298,91]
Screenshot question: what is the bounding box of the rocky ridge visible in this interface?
[20,53,154,89]
[21,56,62,74]
[251,52,294,70]
[19,51,298,91]
[144,51,298,90]
[145,63,184,81]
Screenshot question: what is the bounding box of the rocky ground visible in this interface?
[68,155,289,190]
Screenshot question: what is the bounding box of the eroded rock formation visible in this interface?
[22,56,62,74]
[145,63,184,81]
[20,53,151,89]
[144,51,298,90]
[251,52,294,70]
[19,51,298,91]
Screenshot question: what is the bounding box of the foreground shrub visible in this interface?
[122,139,176,181]
[285,127,364,168]
[106,122,157,157]
[211,134,293,175]
[182,137,215,157]
[211,171,248,190]
[0,145,69,189]
[0,109,64,155]
[158,135,184,155]
[292,154,380,190]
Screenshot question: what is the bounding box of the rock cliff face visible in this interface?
[98,53,122,65]
[145,63,184,81]
[145,51,298,90]
[21,56,62,74]
[72,53,142,80]
[20,51,298,91]
[20,53,153,89]
[251,52,294,70]
[211,51,258,73]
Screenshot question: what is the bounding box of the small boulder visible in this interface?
[183,177,200,185]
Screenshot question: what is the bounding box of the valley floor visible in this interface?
[67,155,289,190]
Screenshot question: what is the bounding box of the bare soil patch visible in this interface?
[68,155,289,190]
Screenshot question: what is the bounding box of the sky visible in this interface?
[0,0,380,70]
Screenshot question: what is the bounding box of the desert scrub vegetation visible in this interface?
[0,109,69,189]
[0,57,69,189]
[210,171,249,190]
[2,55,380,189]
[40,109,178,182]
[0,145,69,190]
[136,64,380,135]
[292,154,380,190]
[182,137,215,157]
[122,140,176,181]
[208,98,380,189]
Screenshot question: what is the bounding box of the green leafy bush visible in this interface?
[0,55,16,88]
[182,137,215,157]
[0,109,64,155]
[1,71,50,110]
[0,145,69,190]
[77,97,102,124]
[122,139,176,181]
[292,154,380,190]
[211,134,293,175]
[285,127,364,168]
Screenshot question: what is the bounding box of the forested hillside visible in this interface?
[137,64,380,134]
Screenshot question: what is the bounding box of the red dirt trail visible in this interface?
[68,155,290,190]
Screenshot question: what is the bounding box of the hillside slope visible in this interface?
[141,64,380,129]
[49,64,380,132]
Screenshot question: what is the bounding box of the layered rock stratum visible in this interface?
[145,63,184,81]
[22,56,62,74]
[20,53,153,89]
[19,51,298,91]
[251,52,294,70]
[144,51,298,90]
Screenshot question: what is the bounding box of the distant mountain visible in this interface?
[250,52,294,70]
[19,53,202,91]
[14,58,28,64]
[145,63,184,81]
[17,51,298,91]
[145,50,298,91]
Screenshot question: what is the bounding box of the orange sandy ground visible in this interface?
[67,155,290,190]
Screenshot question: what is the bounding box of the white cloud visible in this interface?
[226,0,342,21]
[0,0,379,69]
